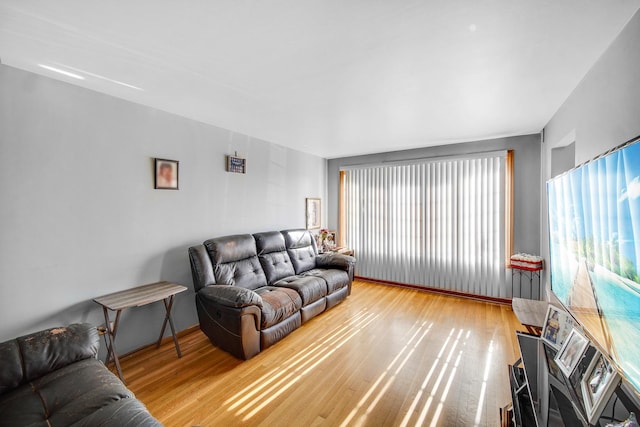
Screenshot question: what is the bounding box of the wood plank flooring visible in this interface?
[118,280,526,426]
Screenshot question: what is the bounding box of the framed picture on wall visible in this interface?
[555,328,590,377]
[541,304,576,350]
[306,198,321,229]
[580,350,620,424]
[154,158,179,190]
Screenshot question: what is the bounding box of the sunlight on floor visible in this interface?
[339,321,433,427]
[395,328,471,427]
[474,339,494,426]
[222,309,378,421]
[215,299,498,425]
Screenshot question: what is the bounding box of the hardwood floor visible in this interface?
[119,280,525,426]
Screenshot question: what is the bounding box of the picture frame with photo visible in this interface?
[580,351,621,424]
[541,304,576,350]
[555,328,590,377]
[306,198,321,229]
[154,158,179,190]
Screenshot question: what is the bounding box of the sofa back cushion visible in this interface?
[254,231,296,285]
[0,340,21,394]
[0,324,99,396]
[188,245,216,292]
[204,234,267,290]
[281,229,317,274]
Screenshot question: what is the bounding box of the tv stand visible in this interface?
[508,331,640,426]
[509,332,549,426]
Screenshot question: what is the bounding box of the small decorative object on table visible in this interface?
[316,228,335,253]
[606,413,639,427]
[510,253,544,270]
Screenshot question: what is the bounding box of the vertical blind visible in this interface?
[343,153,506,298]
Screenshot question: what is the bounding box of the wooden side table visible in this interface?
[93,281,187,383]
[336,247,355,256]
[511,265,543,300]
[324,247,354,256]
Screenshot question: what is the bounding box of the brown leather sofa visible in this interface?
[188,229,356,359]
[0,323,161,426]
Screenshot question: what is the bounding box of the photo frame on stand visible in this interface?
[580,351,621,424]
[541,304,576,350]
[555,328,589,377]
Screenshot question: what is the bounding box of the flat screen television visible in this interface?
[547,134,640,394]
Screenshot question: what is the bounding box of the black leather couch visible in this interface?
[0,323,161,426]
[189,229,356,359]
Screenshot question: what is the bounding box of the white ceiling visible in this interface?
[1,1,639,158]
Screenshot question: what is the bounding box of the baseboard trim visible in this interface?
[114,324,201,361]
[355,276,512,306]
[112,278,511,362]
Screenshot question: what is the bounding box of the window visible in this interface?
[340,152,509,298]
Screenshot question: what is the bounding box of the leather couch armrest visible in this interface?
[198,285,263,309]
[316,253,356,271]
[316,253,356,282]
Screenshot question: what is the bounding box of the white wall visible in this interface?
[0,64,327,354]
[541,9,640,296]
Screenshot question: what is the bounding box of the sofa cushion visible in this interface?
[254,231,286,253]
[260,251,296,285]
[303,269,350,294]
[0,358,156,426]
[214,257,268,290]
[68,398,161,427]
[255,287,302,329]
[274,275,327,306]
[204,234,257,264]
[254,231,296,285]
[281,229,317,274]
[206,235,268,290]
[0,324,99,396]
[188,245,216,291]
[0,384,42,426]
[0,340,21,395]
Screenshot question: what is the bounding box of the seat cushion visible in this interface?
[0,358,158,426]
[69,398,161,427]
[274,275,327,306]
[302,269,350,294]
[255,287,302,329]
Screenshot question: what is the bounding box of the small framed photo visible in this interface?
[155,158,179,190]
[226,155,246,174]
[541,304,575,350]
[580,351,620,424]
[555,328,590,377]
[306,198,321,229]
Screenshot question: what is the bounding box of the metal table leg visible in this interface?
[156,295,182,358]
[102,307,125,383]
